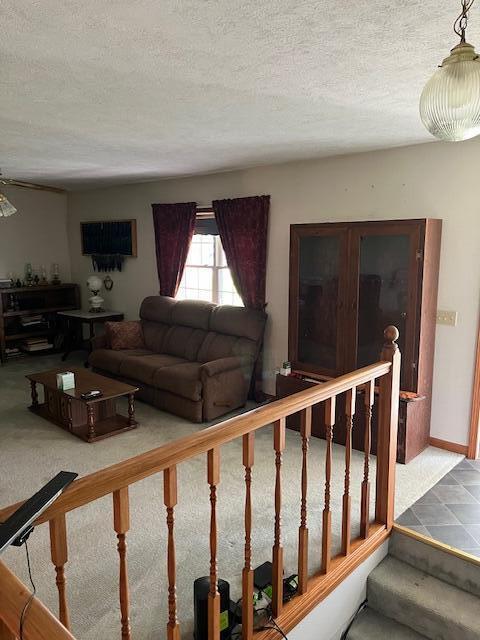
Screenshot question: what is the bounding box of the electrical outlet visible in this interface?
[436,310,458,326]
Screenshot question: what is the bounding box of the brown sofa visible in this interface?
[89,296,267,422]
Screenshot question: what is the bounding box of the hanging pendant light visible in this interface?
[420,0,480,141]
[0,192,17,217]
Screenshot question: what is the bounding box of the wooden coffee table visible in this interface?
[26,368,139,443]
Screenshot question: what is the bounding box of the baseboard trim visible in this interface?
[255,523,389,639]
[393,524,480,567]
[429,436,468,455]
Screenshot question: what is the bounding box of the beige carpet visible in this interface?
[0,355,463,639]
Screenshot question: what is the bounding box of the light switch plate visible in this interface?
[436,310,458,326]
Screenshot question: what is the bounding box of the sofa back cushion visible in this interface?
[197,332,257,363]
[140,295,176,324]
[170,299,215,330]
[141,320,169,353]
[209,306,266,342]
[196,305,266,362]
[162,326,208,361]
[140,297,214,356]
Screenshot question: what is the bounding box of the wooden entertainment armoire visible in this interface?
[277,218,442,463]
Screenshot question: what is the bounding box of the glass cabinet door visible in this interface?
[355,229,420,390]
[292,229,347,376]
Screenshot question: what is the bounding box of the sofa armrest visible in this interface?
[90,334,108,350]
[201,358,253,421]
[201,356,252,378]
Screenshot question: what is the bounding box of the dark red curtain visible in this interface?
[213,196,269,402]
[151,202,197,297]
[212,195,269,310]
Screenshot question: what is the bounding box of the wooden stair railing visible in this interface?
[0,327,401,640]
[0,561,75,640]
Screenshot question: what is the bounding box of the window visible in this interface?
[177,234,243,306]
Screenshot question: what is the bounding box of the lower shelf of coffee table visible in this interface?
[30,403,137,443]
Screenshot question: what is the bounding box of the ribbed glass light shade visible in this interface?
[420,43,480,141]
[0,192,17,217]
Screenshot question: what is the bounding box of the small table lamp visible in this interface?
[87,275,105,312]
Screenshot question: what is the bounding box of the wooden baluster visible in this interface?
[321,397,335,574]
[271,418,285,618]
[376,326,401,529]
[361,381,375,538]
[113,488,131,640]
[0,619,16,640]
[298,407,311,594]
[242,433,254,640]
[342,388,356,556]
[164,467,180,640]
[49,514,71,630]
[208,448,220,640]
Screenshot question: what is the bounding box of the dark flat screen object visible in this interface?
[254,561,273,590]
[81,220,136,256]
[0,471,77,555]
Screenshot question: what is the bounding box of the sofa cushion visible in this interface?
[209,305,266,341]
[197,332,257,363]
[89,348,154,375]
[170,299,215,330]
[105,321,145,350]
[162,326,208,361]
[140,295,176,323]
[141,320,169,353]
[152,362,203,401]
[118,353,186,385]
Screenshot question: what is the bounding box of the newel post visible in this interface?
[375,326,401,530]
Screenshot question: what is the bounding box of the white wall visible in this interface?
[67,138,480,446]
[289,541,388,640]
[0,186,71,282]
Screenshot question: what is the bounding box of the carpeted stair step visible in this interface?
[368,556,480,640]
[346,607,428,640]
[390,529,480,597]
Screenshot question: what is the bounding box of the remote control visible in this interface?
[80,390,103,400]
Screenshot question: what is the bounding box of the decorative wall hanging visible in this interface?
[81,220,137,272]
[103,275,114,291]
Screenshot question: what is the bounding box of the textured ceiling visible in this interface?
[1,1,476,189]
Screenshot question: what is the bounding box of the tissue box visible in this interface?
[56,371,75,391]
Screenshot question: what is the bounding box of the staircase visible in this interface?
[347,527,480,640]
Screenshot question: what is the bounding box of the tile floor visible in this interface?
[396,458,480,558]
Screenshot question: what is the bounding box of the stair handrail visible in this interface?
[0,361,391,527]
[0,326,401,640]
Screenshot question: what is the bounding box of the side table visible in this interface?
[58,309,124,364]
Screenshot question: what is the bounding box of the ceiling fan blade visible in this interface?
[1,179,65,194]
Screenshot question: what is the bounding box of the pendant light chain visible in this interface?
[454,0,475,43]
